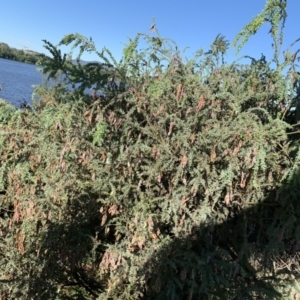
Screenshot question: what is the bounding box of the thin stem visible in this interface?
[287,130,300,135]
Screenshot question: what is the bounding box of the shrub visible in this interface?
[1,1,300,299]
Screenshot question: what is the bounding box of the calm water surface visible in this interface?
[0,58,43,107]
[0,58,98,107]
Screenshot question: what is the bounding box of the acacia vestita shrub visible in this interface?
[1,5,300,299]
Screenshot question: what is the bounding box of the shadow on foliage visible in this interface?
[134,170,300,299]
[26,169,300,299]
[26,192,104,299]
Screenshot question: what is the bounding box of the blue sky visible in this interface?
[1,0,300,64]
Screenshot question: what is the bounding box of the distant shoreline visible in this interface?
[0,41,45,65]
[0,57,38,66]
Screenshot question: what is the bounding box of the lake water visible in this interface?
[0,58,43,107]
[0,58,106,107]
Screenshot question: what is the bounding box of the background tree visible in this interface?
[0,42,45,64]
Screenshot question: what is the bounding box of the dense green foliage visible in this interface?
[0,42,45,64]
[1,0,300,299]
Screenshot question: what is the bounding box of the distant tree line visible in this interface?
[0,42,46,64]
